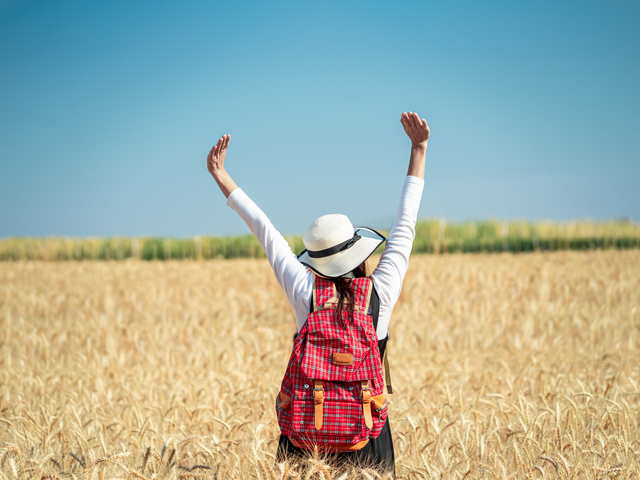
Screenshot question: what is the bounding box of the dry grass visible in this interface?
[1,250,639,479]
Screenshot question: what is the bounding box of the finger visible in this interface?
[225,134,231,149]
[421,118,428,130]
[406,111,415,129]
[408,112,419,134]
[410,112,421,128]
[401,118,412,135]
[412,115,423,134]
[209,144,218,161]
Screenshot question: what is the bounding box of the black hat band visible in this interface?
[307,231,361,259]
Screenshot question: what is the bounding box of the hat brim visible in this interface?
[297,227,386,279]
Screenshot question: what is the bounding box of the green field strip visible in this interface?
[1,219,639,261]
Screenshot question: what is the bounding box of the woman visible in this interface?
[207,111,430,476]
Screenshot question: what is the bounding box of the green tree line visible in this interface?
[1,219,639,261]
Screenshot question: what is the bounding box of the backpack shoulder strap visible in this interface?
[383,346,393,394]
[370,283,379,331]
[348,277,373,315]
[310,278,381,330]
[369,281,393,394]
[313,277,337,311]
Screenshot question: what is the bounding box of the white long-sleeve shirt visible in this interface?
[227,175,424,340]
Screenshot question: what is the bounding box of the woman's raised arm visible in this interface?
[206,133,314,331]
[369,111,429,338]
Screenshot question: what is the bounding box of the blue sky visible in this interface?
[1,0,639,237]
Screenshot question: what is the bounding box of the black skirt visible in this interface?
[275,417,395,478]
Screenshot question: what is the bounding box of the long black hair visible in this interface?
[333,261,368,328]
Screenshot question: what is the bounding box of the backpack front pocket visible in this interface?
[291,399,368,446]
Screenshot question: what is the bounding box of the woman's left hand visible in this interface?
[207,134,238,199]
[207,134,230,176]
[400,112,429,149]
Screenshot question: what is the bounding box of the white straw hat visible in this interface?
[297,214,386,279]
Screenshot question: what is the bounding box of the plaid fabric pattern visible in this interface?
[276,277,387,447]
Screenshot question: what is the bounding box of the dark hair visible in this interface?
[333,261,368,328]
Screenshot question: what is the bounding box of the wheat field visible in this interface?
[1,251,639,479]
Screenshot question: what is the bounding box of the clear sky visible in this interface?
[1,0,639,237]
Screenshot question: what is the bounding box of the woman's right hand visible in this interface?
[401,112,430,149]
[401,112,429,179]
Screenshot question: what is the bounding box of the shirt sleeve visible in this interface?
[370,175,425,338]
[227,188,314,332]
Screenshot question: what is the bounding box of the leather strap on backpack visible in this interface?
[361,381,373,429]
[313,380,324,430]
[383,345,393,394]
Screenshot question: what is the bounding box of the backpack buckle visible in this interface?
[313,381,324,400]
[361,381,371,400]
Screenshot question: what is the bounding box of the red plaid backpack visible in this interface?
[275,276,388,451]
